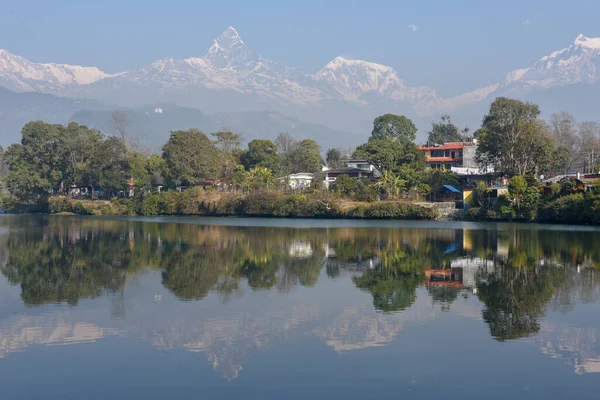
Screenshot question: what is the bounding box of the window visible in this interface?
[459,150,463,158]
[444,164,451,170]
[445,150,450,157]
[431,150,444,157]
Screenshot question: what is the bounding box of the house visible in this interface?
[418,141,477,169]
[324,160,381,188]
[541,174,595,194]
[278,173,314,190]
[451,166,494,187]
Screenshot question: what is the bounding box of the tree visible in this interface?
[111,111,131,149]
[246,166,276,190]
[551,112,581,174]
[476,97,554,176]
[211,129,242,153]
[288,139,322,173]
[62,122,104,187]
[0,146,8,179]
[508,175,540,220]
[274,132,297,155]
[371,114,417,141]
[427,114,468,145]
[147,154,166,186]
[377,171,406,199]
[84,137,128,196]
[3,121,68,202]
[579,121,600,173]
[353,138,424,175]
[162,129,223,185]
[241,140,280,173]
[326,148,343,168]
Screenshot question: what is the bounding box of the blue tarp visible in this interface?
[442,185,461,193]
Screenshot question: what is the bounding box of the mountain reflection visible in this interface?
[1,216,600,378]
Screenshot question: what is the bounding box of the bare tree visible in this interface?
[579,121,600,173]
[551,112,582,174]
[111,111,131,149]
[274,132,297,155]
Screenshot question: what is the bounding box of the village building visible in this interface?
[324,160,381,188]
[418,141,478,169]
[278,173,314,190]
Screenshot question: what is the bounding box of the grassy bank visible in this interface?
[45,189,438,220]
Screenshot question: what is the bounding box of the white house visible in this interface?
[278,173,314,190]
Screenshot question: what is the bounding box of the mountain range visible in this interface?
[1,26,599,148]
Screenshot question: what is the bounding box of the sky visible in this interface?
[1,0,599,95]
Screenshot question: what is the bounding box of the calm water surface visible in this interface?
[0,215,599,399]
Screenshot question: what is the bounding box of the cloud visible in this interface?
[408,24,419,32]
[522,19,532,26]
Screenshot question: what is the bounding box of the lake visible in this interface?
[0,215,599,399]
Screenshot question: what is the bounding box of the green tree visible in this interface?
[211,129,242,153]
[162,129,223,185]
[62,122,104,187]
[0,145,9,180]
[377,171,406,199]
[289,139,322,173]
[126,151,152,192]
[147,154,166,186]
[242,139,281,173]
[84,137,128,196]
[508,175,540,220]
[325,148,343,168]
[247,166,276,190]
[476,97,554,176]
[353,139,424,175]
[3,121,68,202]
[371,114,417,141]
[427,114,468,145]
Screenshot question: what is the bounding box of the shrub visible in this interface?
[48,197,73,214]
[242,191,284,216]
[142,194,160,216]
[346,201,436,220]
[539,193,586,223]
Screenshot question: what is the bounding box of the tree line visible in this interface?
[1,96,600,216]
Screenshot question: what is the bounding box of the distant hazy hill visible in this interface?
[0,87,109,146]
[70,104,363,152]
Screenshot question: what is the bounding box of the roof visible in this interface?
[425,157,462,162]
[278,173,314,180]
[418,142,475,151]
[451,166,494,175]
[326,167,373,174]
[442,185,461,193]
[542,175,582,185]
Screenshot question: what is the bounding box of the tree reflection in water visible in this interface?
[1,216,599,343]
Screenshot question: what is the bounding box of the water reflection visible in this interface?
[0,216,599,380]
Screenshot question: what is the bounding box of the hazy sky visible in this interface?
[1,0,598,95]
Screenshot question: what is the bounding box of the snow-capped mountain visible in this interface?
[0,49,117,92]
[443,34,600,111]
[1,27,600,140]
[513,34,600,88]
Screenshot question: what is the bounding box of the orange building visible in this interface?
[418,142,476,170]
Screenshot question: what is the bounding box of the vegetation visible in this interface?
[1,96,600,224]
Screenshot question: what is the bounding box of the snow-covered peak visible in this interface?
[0,48,116,92]
[320,56,395,74]
[573,34,600,50]
[204,26,257,69]
[313,56,406,100]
